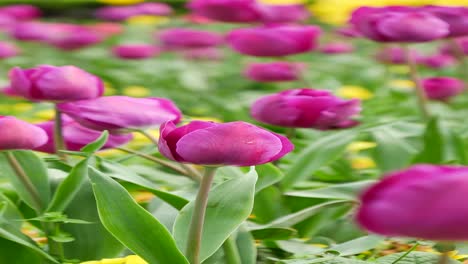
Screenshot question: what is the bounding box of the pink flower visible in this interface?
[244,62,304,82]
[423,6,468,38]
[259,4,309,24]
[44,24,103,50]
[0,5,41,20]
[320,42,354,54]
[112,44,160,60]
[0,116,47,150]
[419,53,456,69]
[421,76,464,101]
[375,46,420,64]
[188,0,263,23]
[158,121,293,166]
[357,165,468,240]
[0,42,19,59]
[251,88,361,129]
[158,28,224,50]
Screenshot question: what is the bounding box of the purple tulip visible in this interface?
[158,121,293,166]
[251,88,361,129]
[259,4,309,24]
[182,47,223,61]
[0,5,41,20]
[0,42,19,59]
[95,6,137,21]
[135,3,173,16]
[423,6,468,38]
[320,42,354,54]
[0,116,47,150]
[439,37,468,56]
[8,65,104,102]
[34,117,133,154]
[421,77,464,101]
[375,46,420,64]
[336,26,362,38]
[10,21,50,41]
[357,164,468,240]
[158,28,224,50]
[44,24,103,51]
[112,44,160,59]
[351,7,449,42]
[57,96,182,133]
[244,62,305,82]
[227,25,321,57]
[188,0,263,23]
[419,53,456,69]
[0,14,15,32]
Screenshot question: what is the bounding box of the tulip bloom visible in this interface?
[0,116,47,150]
[357,165,468,240]
[259,4,309,24]
[188,0,262,23]
[244,62,304,82]
[112,44,160,59]
[10,22,50,41]
[423,6,468,38]
[320,42,354,54]
[158,28,224,50]
[440,37,468,56]
[351,7,449,42]
[0,5,41,20]
[44,24,103,51]
[421,77,464,101]
[158,121,293,166]
[419,53,456,69]
[135,3,173,16]
[9,65,104,102]
[58,96,182,133]
[227,25,321,57]
[0,42,19,59]
[35,118,133,153]
[95,6,137,21]
[375,46,420,65]
[251,88,361,130]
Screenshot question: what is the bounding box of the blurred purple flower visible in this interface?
[188,0,263,23]
[158,28,224,50]
[375,46,420,64]
[0,116,47,150]
[112,44,160,59]
[259,4,309,24]
[421,76,464,101]
[0,42,19,59]
[320,42,354,54]
[0,5,41,20]
[423,6,468,38]
[419,53,456,69]
[244,62,305,82]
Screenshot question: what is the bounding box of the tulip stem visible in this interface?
[403,45,430,120]
[223,235,242,264]
[115,147,201,181]
[137,129,159,146]
[448,38,468,91]
[45,223,65,262]
[285,128,296,139]
[5,152,43,212]
[437,252,449,264]
[186,167,217,264]
[53,105,67,161]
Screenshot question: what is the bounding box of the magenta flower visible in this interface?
[95,6,137,21]
[351,7,449,42]
[0,5,41,20]
[45,24,103,51]
[188,0,263,23]
[320,42,354,54]
[440,37,468,56]
[357,165,468,240]
[158,121,293,166]
[10,21,50,41]
[112,44,160,60]
[0,116,47,150]
[421,77,464,101]
[9,65,104,102]
[375,46,420,65]
[158,28,224,50]
[259,4,309,24]
[423,6,468,38]
[419,53,456,69]
[244,62,304,82]
[182,47,223,61]
[57,96,182,133]
[227,25,321,57]
[336,27,362,38]
[135,3,173,16]
[0,42,19,59]
[251,88,361,130]
[34,117,133,154]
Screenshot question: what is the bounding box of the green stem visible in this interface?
[186,167,217,264]
[437,252,449,264]
[390,243,419,264]
[46,223,64,262]
[403,45,430,120]
[137,129,159,146]
[116,147,200,181]
[54,105,67,161]
[223,235,242,264]
[285,128,296,139]
[5,152,43,212]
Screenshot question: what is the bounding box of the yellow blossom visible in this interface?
[347,141,377,153]
[12,103,33,113]
[125,255,148,264]
[389,79,415,90]
[126,15,170,26]
[351,156,376,170]
[337,85,374,100]
[34,109,55,121]
[104,82,117,96]
[97,0,144,5]
[122,86,151,97]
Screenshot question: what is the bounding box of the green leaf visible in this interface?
[0,151,50,213]
[0,237,42,264]
[413,118,443,164]
[236,227,257,264]
[173,167,258,262]
[98,159,189,210]
[282,131,356,190]
[254,164,284,194]
[328,235,383,256]
[285,181,375,201]
[251,227,296,240]
[80,131,109,154]
[372,128,417,172]
[0,193,23,229]
[89,167,189,264]
[46,158,89,212]
[276,240,325,255]
[377,252,459,264]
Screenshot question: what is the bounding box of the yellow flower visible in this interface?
[104,82,117,96]
[351,156,376,170]
[34,109,55,121]
[12,103,33,113]
[97,0,144,5]
[126,15,170,26]
[96,149,123,158]
[186,116,223,123]
[125,255,148,264]
[122,86,151,97]
[337,85,373,100]
[347,141,377,153]
[127,129,160,148]
[389,79,415,90]
[388,65,410,74]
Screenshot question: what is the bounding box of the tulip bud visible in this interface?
[420,53,456,69]
[259,4,309,24]
[375,46,420,65]
[158,121,293,166]
[58,96,182,133]
[0,5,41,20]
[357,165,468,240]
[9,65,104,102]
[244,62,305,82]
[112,44,160,59]
[421,76,464,101]
[251,88,361,130]
[0,42,19,59]
[187,0,263,23]
[45,24,103,51]
[158,28,224,50]
[0,116,47,150]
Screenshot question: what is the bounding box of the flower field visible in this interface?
[2,1,468,264]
